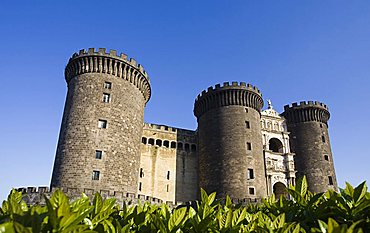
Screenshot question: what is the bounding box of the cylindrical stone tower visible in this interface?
[282,101,337,193]
[51,48,151,194]
[194,82,267,199]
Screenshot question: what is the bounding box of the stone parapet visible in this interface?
[65,48,151,103]
[143,123,196,137]
[282,101,330,124]
[18,186,168,207]
[194,82,263,118]
[17,187,261,208]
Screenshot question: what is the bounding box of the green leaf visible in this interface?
[91,209,115,228]
[0,222,15,233]
[50,190,70,209]
[292,223,301,233]
[100,198,116,213]
[168,207,187,231]
[45,196,58,229]
[347,220,364,233]
[272,213,285,229]
[318,220,328,233]
[188,207,196,219]
[61,206,94,230]
[93,192,103,215]
[200,188,208,204]
[327,218,340,233]
[225,196,233,207]
[345,182,354,197]
[208,192,216,206]
[134,212,146,226]
[222,209,233,229]
[299,176,308,197]
[232,208,247,227]
[70,194,90,213]
[62,225,94,233]
[353,181,367,205]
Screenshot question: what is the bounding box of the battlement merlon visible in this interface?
[143,123,197,136]
[64,48,151,103]
[195,81,262,100]
[194,81,264,118]
[17,186,166,205]
[283,101,329,111]
[17,186,261,207]
[282,101,330,124]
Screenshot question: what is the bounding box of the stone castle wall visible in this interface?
[139,123,198,202]
[26,48,338,206]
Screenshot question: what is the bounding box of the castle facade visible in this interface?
[47,48,337,203]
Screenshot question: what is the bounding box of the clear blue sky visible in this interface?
[1,1,369,201]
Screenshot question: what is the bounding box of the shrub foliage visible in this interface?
[1,177,369,232]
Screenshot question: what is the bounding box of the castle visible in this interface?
[20,48,338,204]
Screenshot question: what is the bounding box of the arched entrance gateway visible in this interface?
[269,138,284,153]
[273,182,288,199]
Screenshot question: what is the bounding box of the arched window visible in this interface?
[163,140,169,148]
[185,143,190,151]
[178,142,183,150]
[170,141,176,148]
[156,139,162,147]
[148,138,154,145]
[191,144,197,152]
[269,138,284,153]
[142,137,147,144]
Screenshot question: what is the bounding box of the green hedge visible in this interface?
[1,177,369,232]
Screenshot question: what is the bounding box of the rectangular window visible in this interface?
[328,176,333,185]
[98,119,107,129]
[104,82,112,89]
[324,154,329,161]
[167,171,170,180]
[166,184,169,192]
[245,121,250,129]
[322,135,326,143]
[92,171,100,180]
[95,150,102,159]
[140,168,144,178]
[246,142,252,150]
[103,93,110,103]
[139,182,142,191]
[245,108,248,113]
[248,169,254,179]
[249,187,255,195]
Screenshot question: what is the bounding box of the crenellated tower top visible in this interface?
[194,81,263,118]
[282,101,330,124]
[65,48,151,103]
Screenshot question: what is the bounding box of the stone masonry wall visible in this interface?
[139,124,198,202]
[194,82,268,199]
[282,102,338,193]
[51,48,150,194]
